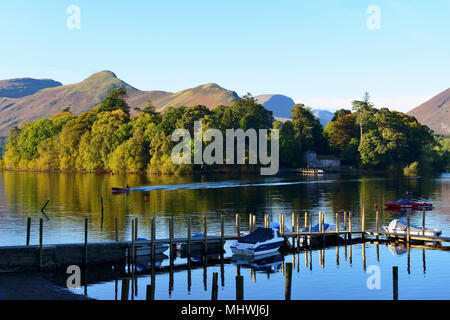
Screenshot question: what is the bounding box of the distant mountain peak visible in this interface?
[408,88,450,135]
[84,70,118,81]
[0,77,62,99]
[0,72,241,136]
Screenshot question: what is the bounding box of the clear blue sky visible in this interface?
[0,0,448,112]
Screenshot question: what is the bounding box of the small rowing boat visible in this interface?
[112,187,131,193]
[384,199,432,211]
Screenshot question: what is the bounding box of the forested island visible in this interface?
[0,88,448,174]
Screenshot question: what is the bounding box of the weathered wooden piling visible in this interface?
[84,218,88,266]
[115,218,119,241]
[320,212,325,243]
[100,197,104,227]
[220,214,224,248]
[146,285,152,300]
[349,211,352,240]
[407,210,411,243]
[344,211,347,241]
[422,209,425,236]
[169,217,174,260]
[236,213,240,239]
[26,217,31,246]
[203,216,208,255]
[39,218,43,270]
[291,212,295,233]
[151,217,156,270]
[121,279,130,300]
[376,210,379,241]
[336,213,339,234]
[362,243,366,271]
[393,266,398,300]
[212,272,218,300]
[236,275,244,300]
[285,262,293,300]
[135,218,138,240]
[187,217,191,257]
[131,219,135,267]
[361,205,365,240]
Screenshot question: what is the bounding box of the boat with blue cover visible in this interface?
[230,227,285,256]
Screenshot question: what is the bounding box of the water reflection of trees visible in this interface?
[1,172,447,240]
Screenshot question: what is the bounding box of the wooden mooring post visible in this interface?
[203,216,208,255]
[115,217,119,241]
[220,214,224,248]
[376,210,379,241]
[169,217,174,262]
[151,217,156,270]
[407,210,411,243]
[285,262,293,300]
[236,275,244,300]
[235,214,240,239]
[361,205,365,240]
[211,272,218,300]
[131,219,135,268]
[84,218,88,266]
[121,279,130,300]
[393,266,398,300]
[348,211,352,241]
[422,209,426,236]
[39,218,43,270]
[187,217,192,257]
[26,217,31,246]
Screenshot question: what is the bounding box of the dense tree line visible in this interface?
[0,88,448,173]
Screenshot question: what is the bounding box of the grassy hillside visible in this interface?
[408,88,450,135]
[0,78,62,98]
[0,71,240,137]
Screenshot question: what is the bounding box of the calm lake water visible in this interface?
[0,171,449,299]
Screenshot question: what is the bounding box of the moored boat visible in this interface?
[382,219,442,237]
[133,239,170,256]
[112,187,131,193]
[230,227,285,257]
[176,233,224,254]
[384,199,432,211]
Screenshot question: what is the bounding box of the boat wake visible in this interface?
[131,178,336,192]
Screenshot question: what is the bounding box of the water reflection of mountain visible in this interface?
[0,171,448,246]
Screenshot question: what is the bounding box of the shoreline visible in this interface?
[0,272,91,300]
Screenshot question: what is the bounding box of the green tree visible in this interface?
[98,87,130,115]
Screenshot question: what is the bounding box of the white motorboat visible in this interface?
[382,219,442,237]
[134,238,170,256]
[230,227,285,256]
[176,233,224,254]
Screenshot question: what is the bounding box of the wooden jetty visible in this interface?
[1,209,449,272]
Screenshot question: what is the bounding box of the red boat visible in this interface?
[384,199,432,211]
[112,187,131,193]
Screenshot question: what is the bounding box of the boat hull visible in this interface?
[112,187,131,193]
[230,239,284,257]
[134,244,170,256]
[384,202,432,210]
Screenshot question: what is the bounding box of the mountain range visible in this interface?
[0,70,446,138]
[408,88,450,135]
[0,71,239,137]
[0,78,62,98]
[255,94,334,128]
